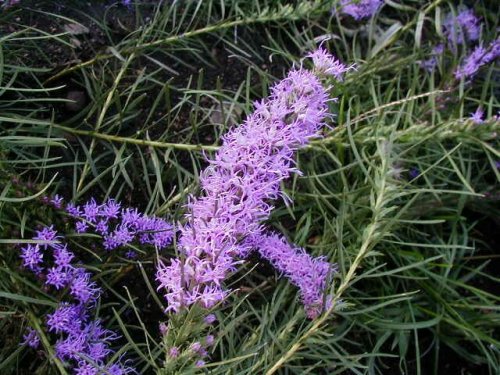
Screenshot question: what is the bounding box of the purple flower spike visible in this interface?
[455,39,500,80]
[250,232,334,319]
[339,0,383,20]
[157,49,339,315]
[444,8,480,46]
[22,328,40,349]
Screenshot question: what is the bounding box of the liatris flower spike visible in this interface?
[156,48,343,317]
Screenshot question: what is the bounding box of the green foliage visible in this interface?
[0,0,498,374]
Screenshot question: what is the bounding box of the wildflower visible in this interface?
[420,44,444,72]
[339,0,383,20]
[100,199,121,219]
[107,363,134,375]
[168,346,180,358]
[205,335,215,346]
[455,39,500,80]
[66,202,81,216]
[82,198,101,224]
[46,303,83,334]
[195,360,205,368]
[95,220,109,235]
[74,363,98,375]
[159,322,168,336]
[20,244,43,272]
[250,232,334,319]
[22,328,40,349]
[46,266,74,289]
[75,221,89,233]
[70,270,101,304]
[124,250,137,259]
[470,107,484,124]
[69,199,174,251]
[190,342,202,354]
[34,225,59,249]
[53,244,75,267]
[19,225,134,373]
[203,314,217,325]
[51,195,64,209]
[156,49,341,315]
[307,47,353,79]
[443,8,480,46]
[55,333,87,361]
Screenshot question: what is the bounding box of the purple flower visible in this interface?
[103,225,134,250]
[107,363,134,375]
[250,232,334,319]
[75,221,89,233]
[46,303,84,334]
[46,266,74,289]
[124,250,137,259]
[55,333,87,361]
[66,202,81,217]
[70,270,101,304]
[53,244,75,267]
[339,0,383,20]
[95,220,109,235]
[75,363,99,375]
[443,8,480,46]
[168,346,180,358]
[455,39,500,80]
[190,342,202,353]
[203,314,217,325]
[205,335,215,346]
[420,44,444,72]
[82,198,101,224]
[22,328,40,349]
[195,360,205,368]
[18,225,135,373]
[470,107,484,124]
[20,244,43,272]
[69,199,174,251]
[51,195,64,209]
[101,199,121,220]
[156,49,337,314]
[307,47,352,80]
[34,225,59,249]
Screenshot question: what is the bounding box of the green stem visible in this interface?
[53,124,219,152]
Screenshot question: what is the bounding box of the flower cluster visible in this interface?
[339,0,383,20]
[420,7,498,81]
[156,48,341,316]
[443,8,481,46]
[20,227,132,374]
[455,39,500,80]
[250,232,335,319]
[67,198,174,253]
[420,44,445,72]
